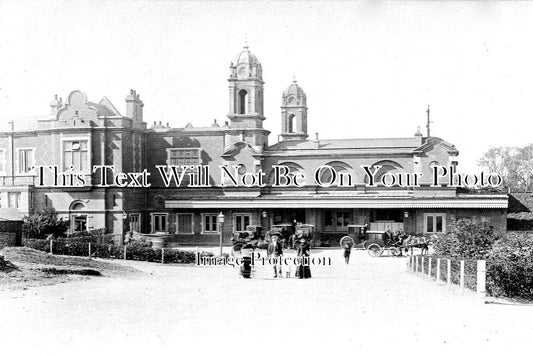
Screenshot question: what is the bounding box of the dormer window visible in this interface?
[167,148,201,166]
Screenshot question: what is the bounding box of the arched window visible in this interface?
[69,201,87,232]
[268,162,305,185]
[318,161,353,186]
[288,114,295,133]
[364,160,404,184]
[238,89,247,114]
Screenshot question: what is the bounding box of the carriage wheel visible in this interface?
[339,236,355,249]
[367,243,383,257]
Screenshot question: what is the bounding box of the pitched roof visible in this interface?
[88,97,121,117]
[268,137,423,151]
[221,142,261,158]
[266,136,459,156]
[98,97,121,116]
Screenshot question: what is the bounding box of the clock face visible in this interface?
[238,65,248,78]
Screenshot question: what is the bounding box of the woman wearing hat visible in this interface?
[296,236,312,279]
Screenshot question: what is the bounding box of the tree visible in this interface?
[23,207,70,239]
[432,219,499,259]
[478,144,533,192]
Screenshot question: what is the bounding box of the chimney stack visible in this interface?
[49,94,63,116]
[125,89,144,122]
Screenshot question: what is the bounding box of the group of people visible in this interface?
[267,235,312,279]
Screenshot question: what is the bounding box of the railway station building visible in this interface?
[0,45,508,246]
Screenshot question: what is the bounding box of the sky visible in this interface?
[0,0,532,172]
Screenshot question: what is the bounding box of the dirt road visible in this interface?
[0,249,531,355]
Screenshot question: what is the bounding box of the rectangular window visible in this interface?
[203,214,218,233]
[8,192,20,208]
[63,140,89,171]
[17,149,34,174]
[73,216,87,232]
[129,213,141,232]
[151,213,168,233]
[167,148,201,166]
[424,213,446,234]
[234,214,251,232]
[177,213,193,234]
[426,216,434,233]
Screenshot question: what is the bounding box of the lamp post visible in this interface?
[218,212,225,256]
[262,210,267,229]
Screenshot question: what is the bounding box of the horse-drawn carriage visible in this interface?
[339,226,431,257]
[365,232,431,257]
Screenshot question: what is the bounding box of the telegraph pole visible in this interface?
[426,105,432,138]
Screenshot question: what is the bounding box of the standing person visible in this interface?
[240,242,253,279]
[296,237,312,279]
[267,235,283,278]
[343,242,352,264]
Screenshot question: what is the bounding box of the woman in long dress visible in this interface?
[296,237,312,279]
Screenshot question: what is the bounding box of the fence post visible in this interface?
[436,258,441,283]
[161,248,165,264]
[49,239,53,255]
[421,257,425,276]
[447,259,452,288]
[88,242,92,259]
[124,245,127,260]
[460,260,465,291]
[476,260,486,300]
[196,246,199,265]
[428,258,432,278]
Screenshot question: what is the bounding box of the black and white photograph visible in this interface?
[0,1,532,355]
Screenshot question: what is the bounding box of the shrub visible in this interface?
[23,207,69,239]
[66,229,109,244]
[432,219,500,259]
[21,238,208,264]
[487,232,533,299]
[22,238,49,252]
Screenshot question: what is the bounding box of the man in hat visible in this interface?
[267,235,284,278]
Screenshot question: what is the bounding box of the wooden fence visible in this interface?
[408,255,486,299]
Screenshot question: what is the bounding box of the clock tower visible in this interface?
[228,44,265,129]
[280,79,308,141]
